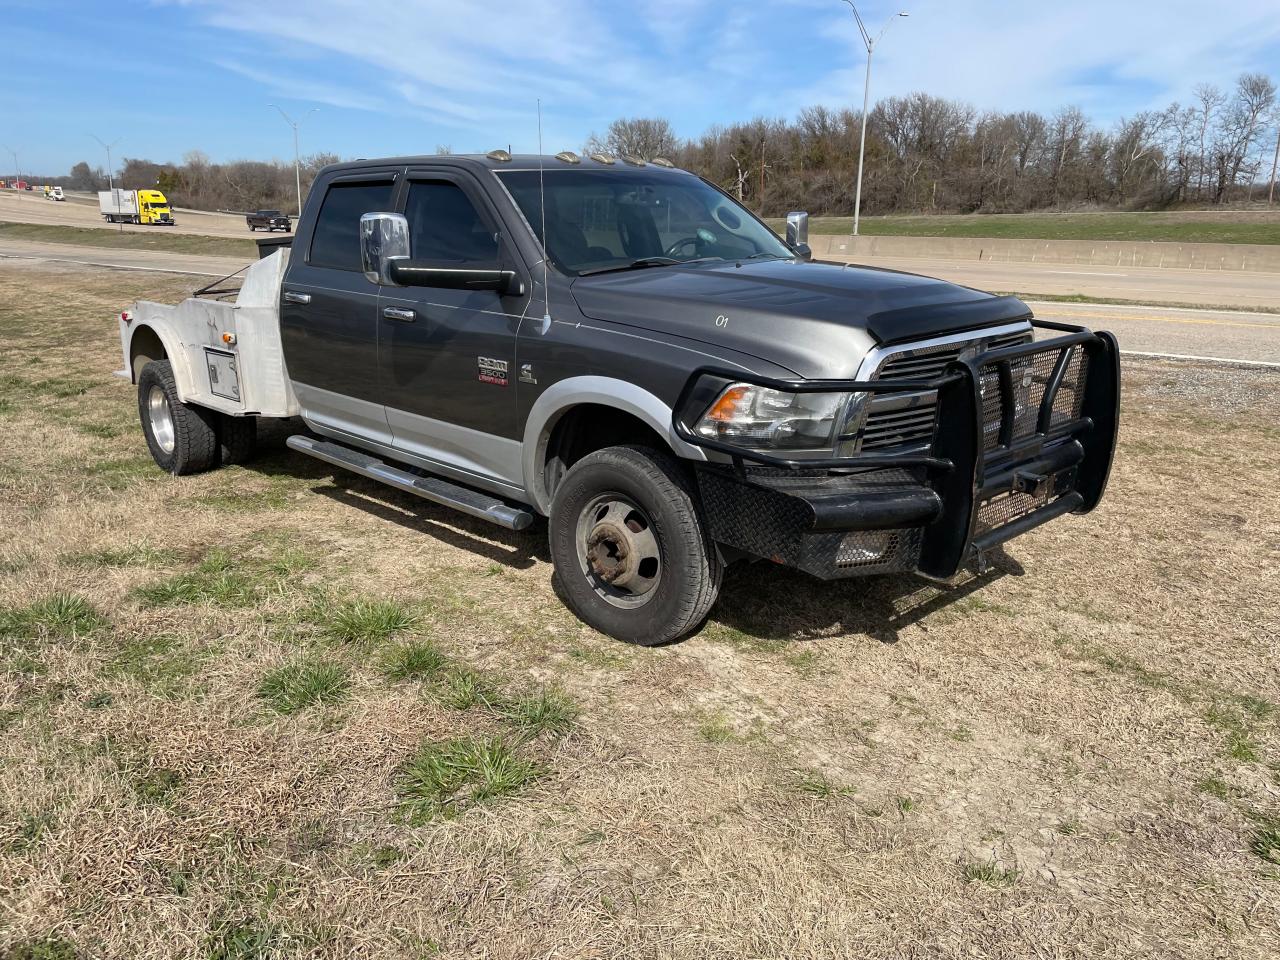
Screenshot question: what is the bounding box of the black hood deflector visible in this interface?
[865,294,1032,346]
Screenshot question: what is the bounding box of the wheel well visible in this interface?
[543,404,671,499]
[129,325,167,380]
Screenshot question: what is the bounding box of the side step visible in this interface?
[287,435,535,531]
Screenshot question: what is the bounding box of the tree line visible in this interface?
[52,150,340,214]
[588,72,1279,216]
[42,71,1278,217]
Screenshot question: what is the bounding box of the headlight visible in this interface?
[694,382,864,452]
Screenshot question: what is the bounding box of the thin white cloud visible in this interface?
[212,59,383,113]
[174,0,1280,148]
[785,0,1280,121]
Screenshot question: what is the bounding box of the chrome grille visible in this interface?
[854,330,1031,452]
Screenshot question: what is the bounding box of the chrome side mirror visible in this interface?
[785,210,809,247]
[360,212,410,285]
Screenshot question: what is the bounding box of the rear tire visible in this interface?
[216,413,257,466]
[137,360,219,475]
[549,445,721,646]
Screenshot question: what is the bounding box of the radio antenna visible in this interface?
[537,99,551,328]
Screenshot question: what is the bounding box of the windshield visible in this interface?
[496,168,793,276]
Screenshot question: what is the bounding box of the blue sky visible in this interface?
[4,0,1279,177]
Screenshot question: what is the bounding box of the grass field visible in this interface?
[1,263,1279,958]
[769,210,1280,244]
[0,221,256,259]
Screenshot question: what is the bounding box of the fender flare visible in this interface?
[122,316,198,402]
[521,376,707,514]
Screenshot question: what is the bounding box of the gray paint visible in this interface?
[295,381,393,446]
[385,404,524,488]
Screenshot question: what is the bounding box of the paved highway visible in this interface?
[4,190,1279,309]
[1,237,1276,365]
[1026,301,1279,365]
[825,251,1280,311]
[0,238,248,277]
[0,188,262,238]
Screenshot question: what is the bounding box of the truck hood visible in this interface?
[570,258,1032,379]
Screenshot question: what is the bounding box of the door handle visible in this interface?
[382,306,416,322]
[283,291,311,304]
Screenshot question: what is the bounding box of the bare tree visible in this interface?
[1211,73,1276,201]
[1192,84,1225,200]
[585,117,680,160]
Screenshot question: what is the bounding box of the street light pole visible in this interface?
[270,105,319,217]
[90,134,122,193]
[2,145,17,184]
[1268,126,1280,206]
[841,3,908,236]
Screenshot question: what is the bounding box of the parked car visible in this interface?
[113,152,1120,646]
[246,210,292,232]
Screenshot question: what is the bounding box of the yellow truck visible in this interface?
[98,188,175,225]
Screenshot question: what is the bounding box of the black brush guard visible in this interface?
[672,320,1120,579]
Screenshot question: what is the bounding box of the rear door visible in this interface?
[280,171,398,444]
[377,169,531,488]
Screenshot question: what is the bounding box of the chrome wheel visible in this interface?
[575,494,661,608]
[147,385,175,454]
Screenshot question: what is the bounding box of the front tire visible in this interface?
[549,445,722,646]
[137,360,219,475]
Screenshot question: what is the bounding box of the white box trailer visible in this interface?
[99,189,139,220]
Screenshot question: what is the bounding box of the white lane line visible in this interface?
[0,253,228,277]
[1044,270,1131,277]
[1122,350,1280,368]
[1026,300,1280,321]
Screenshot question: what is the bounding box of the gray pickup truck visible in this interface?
[116,151,1119,645]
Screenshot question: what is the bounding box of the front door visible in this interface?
[280,173,397,444]
[378,170,530,488]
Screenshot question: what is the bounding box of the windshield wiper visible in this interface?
[578,256,724,277]
[577,256,681,277]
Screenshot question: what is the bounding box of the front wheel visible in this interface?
[137,360,219,475]
[549,445,722,646]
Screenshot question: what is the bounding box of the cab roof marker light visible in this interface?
[589,153,616,165]
[555,151,581,164]
[621,154,646,166]
[652,157,677,168]
[486,149,512,162]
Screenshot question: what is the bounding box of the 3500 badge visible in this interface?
[477,356,509,386]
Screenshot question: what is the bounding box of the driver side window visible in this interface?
[404,180,499,264]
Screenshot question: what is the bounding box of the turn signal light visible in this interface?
[705,385,750,421]
[221,332,237,345]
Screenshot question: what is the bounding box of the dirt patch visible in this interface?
[1,262,1278,958]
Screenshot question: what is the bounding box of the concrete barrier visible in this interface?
[813,234,1280,273]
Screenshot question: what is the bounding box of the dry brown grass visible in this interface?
[1,261,1278,959]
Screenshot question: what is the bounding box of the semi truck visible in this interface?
[112,152,1120,646]
[98,188,174,225]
